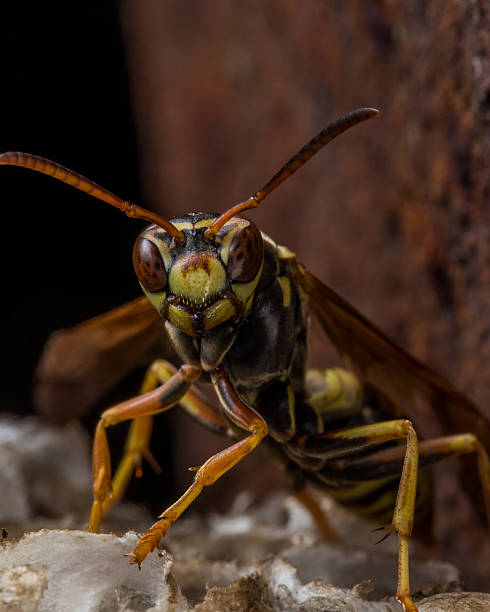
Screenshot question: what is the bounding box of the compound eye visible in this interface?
[133,236,167,292]
[227,221,263,282]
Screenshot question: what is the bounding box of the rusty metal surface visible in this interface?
[121,1,490,590]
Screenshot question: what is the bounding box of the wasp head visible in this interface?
[133,212,264,337]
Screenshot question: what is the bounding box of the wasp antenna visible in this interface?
[204,196,260,238]
[255,107,379,202]
[205,108,379,237]
[0,152,185,242]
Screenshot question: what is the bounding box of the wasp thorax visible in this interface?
[168,252,226,307]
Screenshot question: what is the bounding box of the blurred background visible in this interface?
[1,0,489,590]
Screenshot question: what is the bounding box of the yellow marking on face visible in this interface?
[140,283,166,314]
[194,218,217,230]
[166,296,239,337]
[171,221,194,231]
[169,253,226,304]
[167,304,196,336]
[231,259,263,305]
[202,297,237,331]
[277,276,291,307]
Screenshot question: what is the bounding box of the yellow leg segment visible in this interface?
[89,359,232,530]
[319,426,490,611]
[100,364,164,517]
[397,534,417,612]
[327,419,419,612]
[127,368,268,566]
[100,360,230,518]
[366,432,490,524]
[101,415,155,516]
[88,363,202,533]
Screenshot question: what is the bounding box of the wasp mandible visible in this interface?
[1,108,489,612]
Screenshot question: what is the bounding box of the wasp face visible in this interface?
[133,212,264,337]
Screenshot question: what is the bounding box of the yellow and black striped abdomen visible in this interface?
[285,366,434,526]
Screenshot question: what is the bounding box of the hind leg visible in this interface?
[289,422,490,612]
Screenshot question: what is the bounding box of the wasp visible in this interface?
[1,108,489,612]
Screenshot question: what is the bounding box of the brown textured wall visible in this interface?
[121,1,490,589]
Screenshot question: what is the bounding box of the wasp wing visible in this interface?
[293,260,490,452]
[34,297,170,424]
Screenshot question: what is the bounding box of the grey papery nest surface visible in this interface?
[0,416,488,612]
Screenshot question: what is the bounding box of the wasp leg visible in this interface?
[293,419,419,612]
[88,363,202,533]
[101,360,231,520]
[316,431,490,612]
[421,434,490,521]
[127,367,268,567]
[295,487,339,540]
[337,433,490,523]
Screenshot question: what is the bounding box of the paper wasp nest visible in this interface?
[0,416,488,611]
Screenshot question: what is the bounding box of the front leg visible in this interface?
[127,367,268,566]
[88,363,202,533]
[101,360,231,521]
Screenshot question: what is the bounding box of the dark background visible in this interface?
[1,0,489,590]
[0,3,141,413]
[0,3,175,509]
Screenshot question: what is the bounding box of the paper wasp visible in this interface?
[1,108,489,612]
